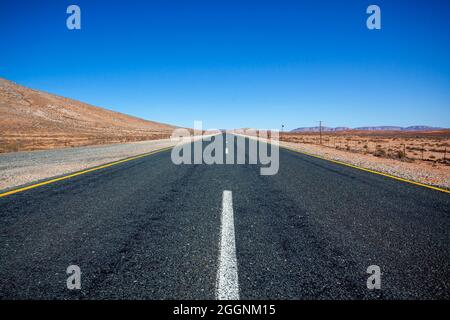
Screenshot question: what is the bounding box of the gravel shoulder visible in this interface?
[238,133,450,190]
[281,141,450,190]
[0,138,179,192]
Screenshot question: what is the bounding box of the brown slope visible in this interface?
[0,78,177,153]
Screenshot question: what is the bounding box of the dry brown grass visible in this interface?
[281,130,450,165]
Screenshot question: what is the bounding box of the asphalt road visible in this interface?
[0,134,448,299]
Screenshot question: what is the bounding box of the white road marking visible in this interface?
[216,190,240,300]
[225,147,229,154]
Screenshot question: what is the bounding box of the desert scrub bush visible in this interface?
[396,150,406,159]
[373,149,387,157]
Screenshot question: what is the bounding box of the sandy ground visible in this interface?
[280,131,450,163]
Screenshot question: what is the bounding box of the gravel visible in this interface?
[237,133,450,190]
[0,138,178,192]
[280,141,450,190]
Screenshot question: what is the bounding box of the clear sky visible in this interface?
[1,0,449,130]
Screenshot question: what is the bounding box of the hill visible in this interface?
[0,78,177,152]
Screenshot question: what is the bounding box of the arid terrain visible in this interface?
[281,130,450,163]
[0,78,177,153]
[280,130,450,189]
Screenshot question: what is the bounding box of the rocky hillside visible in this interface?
[0,78,177,152]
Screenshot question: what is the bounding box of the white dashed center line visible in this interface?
[216,190,240,300]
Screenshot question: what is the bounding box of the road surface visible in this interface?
[0,134,448,299]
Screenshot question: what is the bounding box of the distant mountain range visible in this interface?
[290,126,445,133]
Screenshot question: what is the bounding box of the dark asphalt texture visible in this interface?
[0,134,448,299]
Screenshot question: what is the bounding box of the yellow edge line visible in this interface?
[0,146,173,198]
[280,145,450,195]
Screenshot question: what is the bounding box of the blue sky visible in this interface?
[1,0,449,129]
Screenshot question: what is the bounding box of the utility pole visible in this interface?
[281,124,285,133]
[318,121,323,145]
